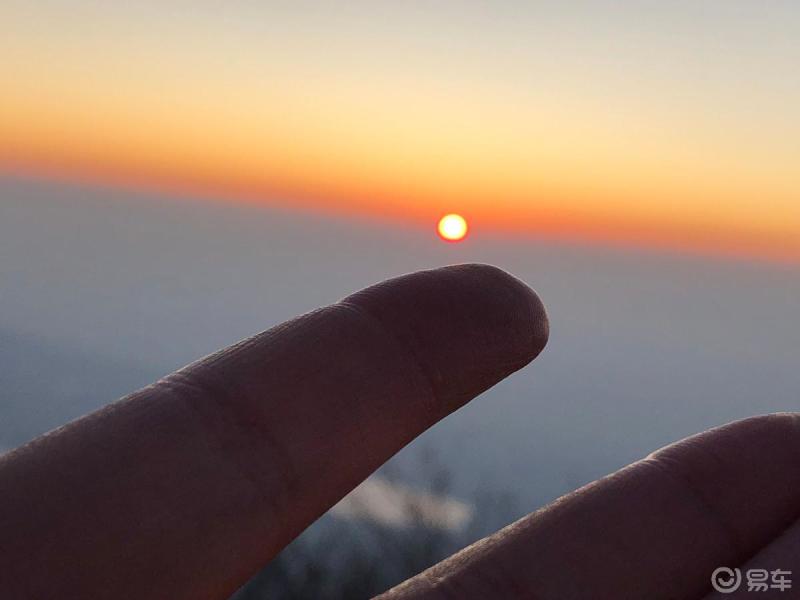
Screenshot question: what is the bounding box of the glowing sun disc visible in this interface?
[437,214,468,242]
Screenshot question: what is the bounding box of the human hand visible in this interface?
[1,264,796,599]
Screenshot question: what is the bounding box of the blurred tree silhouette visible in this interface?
[231,449,518,600]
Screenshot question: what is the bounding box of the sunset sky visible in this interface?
[2,2,798,260]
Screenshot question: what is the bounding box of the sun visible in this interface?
[437,214,468,242]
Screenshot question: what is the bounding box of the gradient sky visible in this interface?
[2,1,799,260]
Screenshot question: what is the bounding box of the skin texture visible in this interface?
[379,414,800,600]
[0,264,547,599]
[0,263,797,599]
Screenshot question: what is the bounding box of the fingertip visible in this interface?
[342,263,549,414]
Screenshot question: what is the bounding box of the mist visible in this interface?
[2,174,799,512]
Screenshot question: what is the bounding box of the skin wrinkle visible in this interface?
[641,416,800,594]
[152,374,290,524]
[344,278,459,407]
[696,414,800,588]
[144,297,448,557]
[0,264,550,599]
[381,414,800,600]
[163,327,314,513]
[693,415,800,553]
[336,300,441,420]
[155,303,437,538]
[309,302,440,486]
[14,261,800,599]
[344,264,548,415]
[642,455,745,559]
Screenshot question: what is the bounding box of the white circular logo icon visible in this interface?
[711,567,742,594]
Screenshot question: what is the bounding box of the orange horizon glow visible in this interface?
[2,3,799,263]
[5,154,797,266]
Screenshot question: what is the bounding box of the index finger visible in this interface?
[0,263,548,600]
